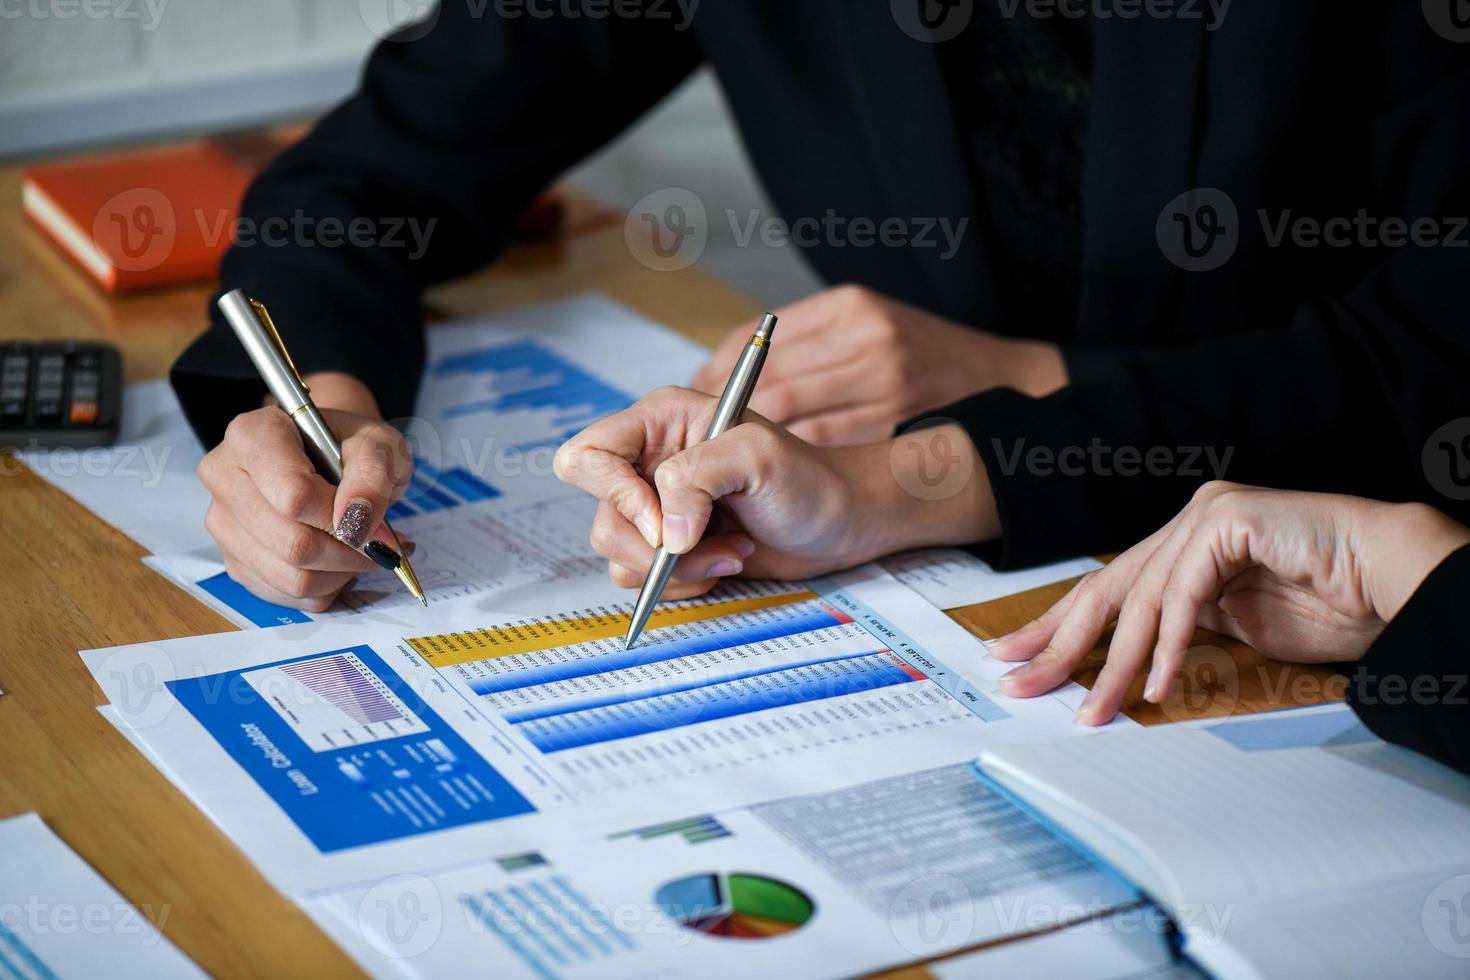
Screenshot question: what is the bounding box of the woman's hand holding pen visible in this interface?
[993,483,1470,725]
[692,285,1066,447]
[554,386,999,599]
[196,372,414,611]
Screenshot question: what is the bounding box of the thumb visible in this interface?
[652,424,775,554]
[332,421,412,551]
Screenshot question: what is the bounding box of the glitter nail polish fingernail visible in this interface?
[335,498,374,550]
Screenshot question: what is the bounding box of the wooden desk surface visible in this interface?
[0,159,1340,979]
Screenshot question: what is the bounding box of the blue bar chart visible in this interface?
[430,339,634,452]
[465,602,851,697]
[511,651,923,752]
[387,455,501,521]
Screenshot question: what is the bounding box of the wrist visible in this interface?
[828,424,1000,563]
[1360,501,1470,621]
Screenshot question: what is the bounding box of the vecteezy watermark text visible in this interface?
[624,187,970,272]
[360,0,699,42]
[727,209,968,261]
[993,0,1231,31]
[1158,187,1470,272]
[0,0,168,30]
[0,898,173,945]
[989,438,1235,480]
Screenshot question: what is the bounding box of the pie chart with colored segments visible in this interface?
[655,872,815,939]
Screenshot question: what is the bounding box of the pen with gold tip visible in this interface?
[623,312,777,649]
[216,288,427,606]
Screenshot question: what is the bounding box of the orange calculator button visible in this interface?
[69,400,99,424]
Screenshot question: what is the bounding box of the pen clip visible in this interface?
[248,297,309,393]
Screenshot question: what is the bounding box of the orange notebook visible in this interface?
[21,135,289,292]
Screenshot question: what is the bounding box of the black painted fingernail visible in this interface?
[335,499,374,549]
[364,540,400,571]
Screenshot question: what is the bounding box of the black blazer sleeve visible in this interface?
[924,16,1470,569]
[170,8,701,447]
[1347,545,1470,778]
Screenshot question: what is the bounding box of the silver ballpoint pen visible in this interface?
[217,288,427,605]
[623,312,778,649]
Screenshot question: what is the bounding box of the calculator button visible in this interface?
[37,354,63,370]
[1,400,24,421]
[69,400,99,425]
[35,387,63,404]
[34,400,62,422]
[72,351,99,369]
[0,385,25,402]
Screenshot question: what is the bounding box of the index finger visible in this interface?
[555,405,669,547]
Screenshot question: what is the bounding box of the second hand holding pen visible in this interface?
[623,312,778,649]
[216,288,427,606]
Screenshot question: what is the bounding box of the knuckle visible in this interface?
[203,504,226,542]
[1070,584,1109,622]
[869,314,900,344]
[196,450,220,486]
[272,472,319,521]
[654,456,690,493]
[1159,582,1193,609]
[301,593,336,613]
[833,283,872,307]
[222,411,258,443]
[283,524,319,568]
[588,519,620,558]
[1193,480,1237,505]
[281,567,318,600]
[227,407,281,444]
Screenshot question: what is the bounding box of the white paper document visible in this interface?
[320,769,1136,979]
[85,563,1136,978]
[0,813,205,980]
[879,548,1101,610]
[977,704,1470,980]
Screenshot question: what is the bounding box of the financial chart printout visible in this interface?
[403,578,1011,801]
[87,566,1092,893]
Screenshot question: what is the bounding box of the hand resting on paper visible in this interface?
[991,482,1470,725]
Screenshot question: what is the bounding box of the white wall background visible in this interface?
[0,0,820,305]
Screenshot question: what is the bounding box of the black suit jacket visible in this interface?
[172,1,1470,567]
[1350,545,1470,777]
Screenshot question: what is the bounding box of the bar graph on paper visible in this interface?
[407,582,978,794]
[429,339,635,453]
[387,455,501,522]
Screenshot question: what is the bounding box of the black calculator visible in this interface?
[0,341,123,450]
